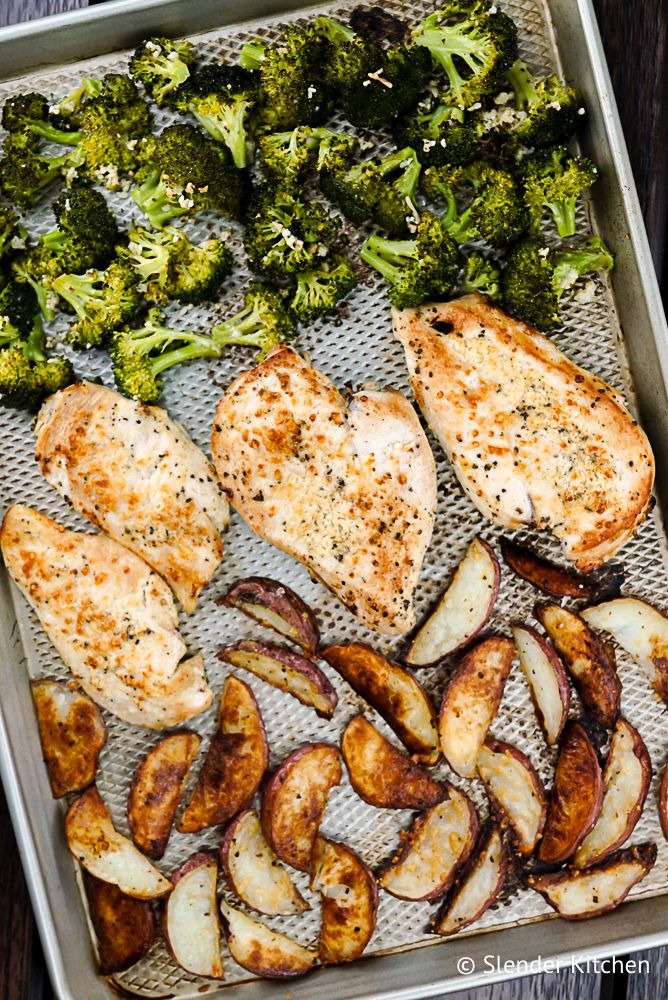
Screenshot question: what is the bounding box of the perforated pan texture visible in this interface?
[1,0,667,996]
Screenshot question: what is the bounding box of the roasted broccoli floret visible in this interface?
[259,126,357,187]
[412,0,517,108]
[522,145,598,237]
[460,249,501,298]
[120,224,233,304]
[48,78,103,129]
[77,73,153,187]
[503,235,613,329]
[0,279,40,339]
[111,284,293,402]
[316,15,433,129]
[52,261,141,348]
[1,92,82,145]
[132,123,249,228]
[129,37,196,106]
[175,64,259,169]
[288,254,357,321]
[0,205,21,261]
[240,25,332,129]
[504,59,584,148]
[40,185,118,273]
[359,211,461,308]
[0,131,84,207]
[422,160,527,245]
[12,246,62,320]
[245,183,340,277]
[319,157,384,225]
[372,147,422,236]
[394,98,485,166]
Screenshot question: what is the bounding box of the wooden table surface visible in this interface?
[0,1,666,998]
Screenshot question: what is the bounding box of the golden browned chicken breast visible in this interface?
[1,505,212,728]
[393,294,654,570]
[211,348,437,636]
[35,382,228,613]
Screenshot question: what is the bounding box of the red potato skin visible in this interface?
[404,537,501,667]
[480,737,547,857]
[378,788,478,901]
[535,603,621,729]
[660,764,668,841]
[501,539,623,601]
[342,714,447,810]
[512,623,570,746]
[528,843,658,921]
[261,743,342,872]
[83,872,155,975]
[538,722,604,863]
[432,824,508,937]
[311,837,379,964]
[219,577,320,653]
[217,640,338,717]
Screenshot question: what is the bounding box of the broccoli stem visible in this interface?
[12,266,55,322]
[131,170,189,229]
[378,148,421,196]
[52,273,102,318]
[24,316,46,362]
[360,235,417,284]
[212,302,272,348]
[191,101,252,169]
[412,27,478,94]
[506,59,538,109]
[315,16,356,43]
[239,42,266,71]
[149,335,220,375]
[30,122,84,146]
[547,197,577,238]
[553,238,614,292]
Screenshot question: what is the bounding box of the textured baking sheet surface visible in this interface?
[1,0,667,995]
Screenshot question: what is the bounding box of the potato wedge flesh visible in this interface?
[477,740,546,856]
[221,577,319,653]
[538,723,603,863]
[221,810,307,916]
[165,855,223,978]
[433,826,506,936]
[512,625,569,746]
[220,900,317,978]
[128,731,200,858]
[311,837,378,963]
[83,873,155,975]
[31,680,106,798]
[218,642,336,717]
[582,598,668,705]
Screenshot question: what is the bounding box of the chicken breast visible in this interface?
[0,505,212,728]
[393,294,654,570]
[211,348,436,636]
[35,382,228,613]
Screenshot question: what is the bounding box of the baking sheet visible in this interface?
[1,0,667,997]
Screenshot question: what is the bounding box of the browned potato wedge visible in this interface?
[66,786,171,898]
[221,809,308,916]
[379,786,477,900]
[477,738,547,857]
[220,900,317,979]
[83,873,155,975]
[179,675,268,834]
[311,836,378,964]
[438,637,515,777]
[320,643,438,763]
[217,641,337,718]
[528,843,657,920]
[574,718,651,868]
[501,539,623,601]
[535,604,621,728]
[512,625,570,746]
[660,764,668,841]
[220,577,320,653]
[163,853,223,979]
[128,731,200,859]
[261,743,342,871]
[31,679,106,798]
[405,538,500,667]
[582,598,668,706]
[432,825,507,936]
[538,722,603,863]
[342,715,447,810]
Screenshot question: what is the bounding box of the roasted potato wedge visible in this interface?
[438,637,515,778]
[31,679,107,798]
[342,715,447,810]
[261,743,342,871]
[221,809,308,916]
[405,538,500,667]
[321,642,438,763]
[217,641,337,718]
[379,785,477,900]
[574,718,651,868]
[66,786,171,898]
[477,738,547,857]
[179,675,268,834]
[128,731,200,858]
[83,873,155,975]
[582,597,668,706]
[660,764,668,841]
[432,825,507,936]
[512,625,570,746]
[501,539,623,601]
[528,843,657,920]
[535,603,621,728]
[220,577,320,653]
[220,900,317,979]
[538,722,603,863]
[311,836,378,964]
[163,853,223,979]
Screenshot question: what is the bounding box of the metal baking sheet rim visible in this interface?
[0,1,667,998]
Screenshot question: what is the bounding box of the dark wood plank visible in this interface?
[625,948,668,1000]
[442,970,601,999]
[0,786,39,1000]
